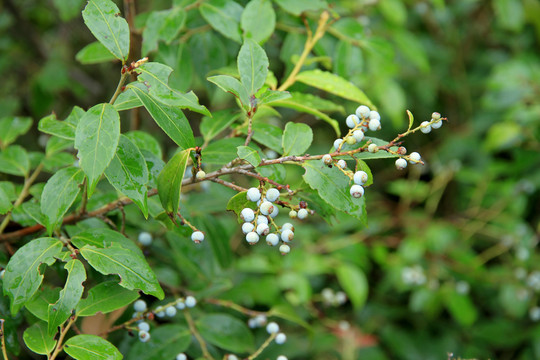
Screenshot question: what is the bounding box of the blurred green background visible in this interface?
[0,0,539,359]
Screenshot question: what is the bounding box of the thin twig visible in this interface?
[184,310,214,360]
[49,316,76,360]
[78,178,88,216]
[109,72,129,105]
[0,319,9,360]
[247,333,277,360]
[209,178,247,192]
[205,298,267,317]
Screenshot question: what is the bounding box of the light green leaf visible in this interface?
[200,0,243,43]
[207,75,250,106]
[0,116,32,147]
[74,103,121,197]
[82,0,130,62]
[41,167,84,234]
[355,159,373,187]
[378,0,407,25]
[134,62,210,116]
[0,145,30,177]
[43,152,77,173]
[105,135,149,218]
[226,191,255,221]
[53,0,85,21]
[257,90,291,105]
[445,292,478,326]
[406,109,414,130]
[80,244,164,299]
[196,313,255,353]
[336,263,368,309]
[200,109,241,142]
[64,335,122,360]
[114,88,142,111]
[125,131,162,159]
[157,149,190,214]
[23,322,57,355]
[241,0,275,44]
[127,325,191,360]
[237,146,261,167]
[3,238,64,314]
[48,260,86,334]
[273,0,327,15]
[238,39,269,96]
[296,69,375,108]
[39,107,84,141]
[286,92,345,113]
[272,97,340,135]
[0,186,13,215]
[71,228,143,258]
[75,41,117,64]
[76,281,139,317]
[282,122,313,156]
[245,122,283,153]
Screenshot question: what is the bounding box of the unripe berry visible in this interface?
[259,201,274,216]
[176,354,187,360]
[431,119,442,129]
[288,210,297,218]
[279,244,290,255]
[346,136,357,145]
[395,158,408,170]
[138,232,152,246]
[355,105,370,119]
[275,333,287,344]
[266,188,280,202]
[256,223,270,236]
[367,143,378,153]
[409,152,421,163]
[431,112,441,121]
[185,296,196,308]
[256,215,268,225]
[420,121,432,134]
[346,114,360,128]
[246,231,260,244]
[337,159,347,169]
[333,139,343,151]
[246,187,261,202]
[353,130,364,142]
[270,205,279,218]
[281,229,294,243]
[350,184,364,198]
[266,322,280,334]
[322,154,332,165]
[368,118,381,131]
[191,231,204,243]
[196,170,206,180]
[134,299,147,312]
[242,222,255,234]
[281,223,294,232]
[266,233,279,246]
[138,322,150,332]
[397,146,407,155]
[297,208,308,220]
[165,306,177,317]
[353,171,368,185]
[241,208,255,222]
[138,330,151,342]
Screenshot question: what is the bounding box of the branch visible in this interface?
[184,310,214,360]
[0,319,8,360]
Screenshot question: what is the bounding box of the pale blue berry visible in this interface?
[185,296,197,308]
[138,232,153,246]
[409,152,421,164]
[337,159,346,169]
[266,322,280,334]
[260,201,274,216]
[275,333,287,344]
[350,185,364,198]
[346,114,360,128]
[353,130,364,142]
[431,119,442,129]
[368,118,381,131]
[227,355,239,360]
[138,322,150,332]
[333,139,343,150]
[175,300,186,310]
[266,188,280,202]
[191,231,205,243]
[255,315,267,326]
[256,223,270,236]
[281,229,294,243]
[165,306,177,317]
[420,121,432,134]
[353,171,368,185]
[297,208,308,220]
[241,208,255,222]
[277,356,288,360]
[395,158,408,170]
[242,222,255,234]
[247,187,261,202]
[369,110,380,120]
[355,105,370,118]
[246,231,260,245]
[134,300,147,312]
[270,204,279,218]
[257,215,269,225]
[266,233,279,246]
[176,353,187,360]
[367,143,378,153]
[248,318,258,328]
[279,244,290,255]
[138,330,151,342]
[281,223,294,232]
[431,112,441,120]
[196,170,206,180]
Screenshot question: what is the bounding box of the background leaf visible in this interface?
[0,116,32,147]
[200,0,243,43]
[196,313,255,353]
[241,0,276,44]
[127,324,191,360]
[237,145,261,166]
[336,263,369,309]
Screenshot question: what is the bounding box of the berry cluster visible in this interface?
[332,105,381,153]
[320,288,348,307]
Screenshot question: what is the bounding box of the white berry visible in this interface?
[337,159,347,169]
[333,139,343,150]
[355,105,370,118]
[266,188,280,202]
[196,170,206,180]
[277,356,288,360]
[297,208,308,220]
[165,306,177,317]
[368,118,381,131]
[395,158,408,170]
[288,210,297,218]
[185,296,197,308]
[191,231,205,243]
[175,300,185,310]
[322,154,332,165]
[134,300,147,312]
[431,120,442,129]
[246,187,261,202]
[227,355,239,360]
[241,208,255,222]
[246,231,260,245]
[275,333,287,344]
[138,232,152,246]
[242,222,255,234]
[369,110,380,120]
[266,233,279,246]
[176,354,187,360]
[409,152,421,163]
[353,130,364,142]
[281,229,294,243]
[138,330,150,342]
[431,112,441,120]
[346,114,360,128]
[279,244,290,255]
[256,223,270,236]
[266,322,280,334]
[353,171,368,185]
[350,185,364,198]
[256,215,268,225]
[270,204,279,218]
[367,143,378,153]
[281,223,294,232]
[420,121,432,134]
[138,322,150,332]
[259,201,274,216]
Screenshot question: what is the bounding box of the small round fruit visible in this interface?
[266,322,280,334]
[185,296,197,308]
[256,215,268,225]
[227,355,239,360]
[335,291,347,305]
[353,130,364,142]
[242,222,255,234]
[297,208,308,220]
[322,154,332,165]
[196,170,206,180]
[368,118,381,131]
[420,121,432,134]
[353,171,368,185]
[395,158,408,170]
[275,333,287,344]
[346,136,357,145]
[259,201,274,216]
[256,223,270,236]
[281,223,294,232]
[431,112,441,121]
[191,231,205,243]
[277,356,288,360]
[266,188,280,202]
[175,300,185,310]
[369,111,381,120]
[165,306,177,317]
[248,318,257,328]
[246,231,260,245]
[138,232,153,246]
[138,322,150,332]
[246,187,261,202]
[409,152,421,163]
[367,143,378,153]
[431,119,442,129]
[337,159,347,169]
[270,205,279,218]
[346,114,360,128]
[134,300,147,312]
[138,330,151,342]
[155,310,165,318]
[350,185,364,198]
[397,146,407,155]
[241,208,255,222]
[266,233,279,246]
[281,229,294,243]
[288,210,297,219]
[279,244,291,255]
[176,354,187,360]
[333,139,343,150]
[356,105,370,118]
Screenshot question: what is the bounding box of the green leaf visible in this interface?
[22,202,47,227]
[125,131,162,159]
[200,0,243,43]
[127,324,191,360]
[406,109,414,130]
[48,260,86,334]
[76,281,139,317]
[82,0,130,62]
[25,287,61,322]
[257,90,291,105]
[71,228,143,258]
[0,186,13,215]
[378,0,407,25]
[0,145,30,177]
[272,97,340,136]
[282,122,313,156]
[23,322,57,355]
[41,167,84,234]
[302,160,366,222]
[393,30,429,73]
[336,263,368,309]
[445,293,478,326]
[268,304,310,329]
[105,135,149,217]
[134,63,210,116]
[238,39,269,96]
[3,238,63,314]
[53,0,85,21]
[355,159,373,187]
[74,103,121,197]
[75,41,117,64]
[0,116,32,147]
[129,85,195,149]
[288,92,345,113]
[202,137,244,165]
[80,244,164,299]
[157,149,190,214]
[237,146,261,167]
[64,335,122,360]
[296,69,375,109]
[273,0,327,15]
[226,191,256,220]
[207,75,250,106]
[241,0,275,44]
[43,152,77,173]
[46,137,73,156]
[142,8,186,55]
[200,109,241,142]
[196,313,255,353]
[246,122,283,153]
[493,0,525,32]
[114,88,142,111]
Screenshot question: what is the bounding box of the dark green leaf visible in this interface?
[25,287,61,322]
[196,313,255,353]
[237,146,261,166]
[64,335,122,360]
[23,322,57,355]
[76,281,139,317]
[202,137,244,165]
[71,228,143,258]
[75,41,117,64]
[246,122,283,153]
[0,145,30,177]
[272,97,340,136]
[125,131,162,159]
[82,0,130,62]
[142,8,186,55]
[207,75,250,106]
[128,325,190,359]
[157,149,190,214]
[226,191,256,220]
[238,39,269,96]
[0,186,12,215]
[200,0,243,43]
[3,238,63,314]
[241,0,275,44]
[336,263,368,309]
[0,116,32,147]
[74,103,121,197]
[273,0,327,15]
[200,109,241,142]
[282,122,313,156]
